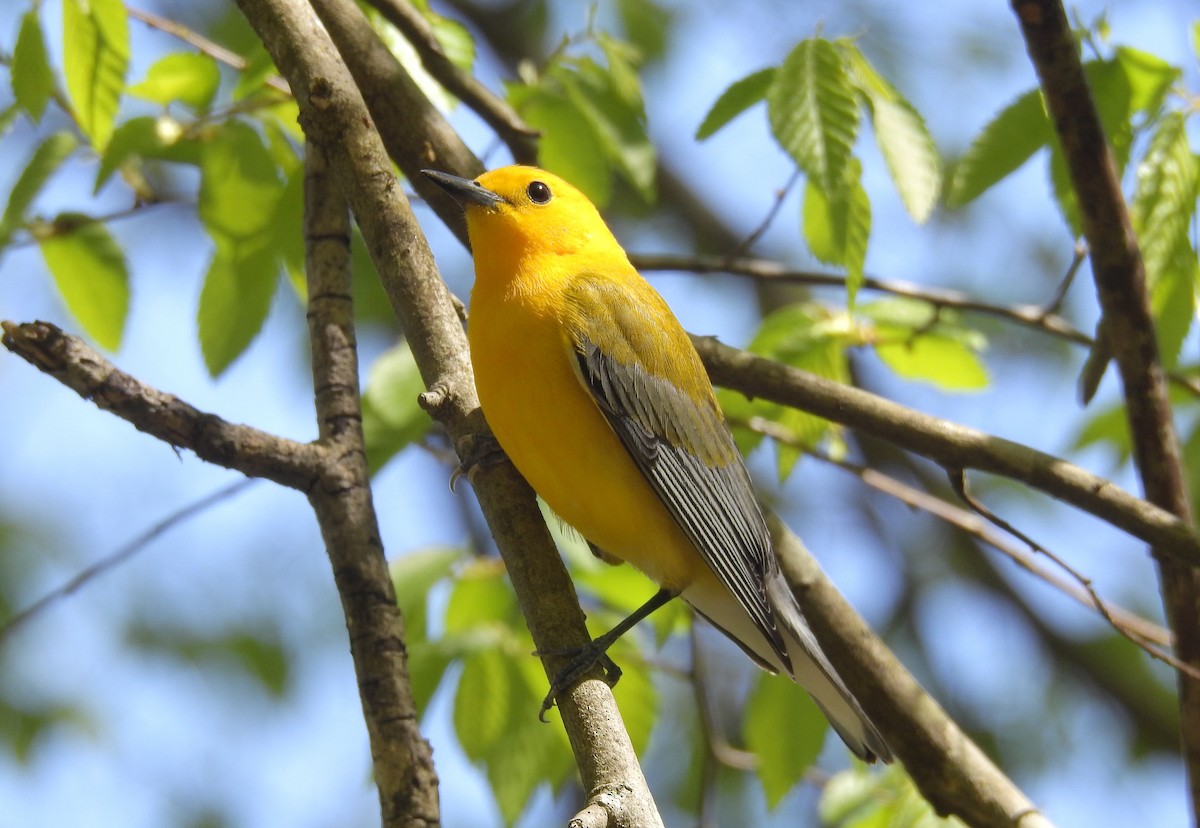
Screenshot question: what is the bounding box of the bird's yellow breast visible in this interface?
[468,268,701,590]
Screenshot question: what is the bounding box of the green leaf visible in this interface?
[745,673,826,808]
[720,303,853,479]
[1115,46,1179,118]
[617,0,672,63]
[840,41,941,223]
[455,647,513,760]
[946,87,1052,208]
[426,11,475,73]
[873,335,989,391]
[362,342,434,473]
[0,132,78,245]
[861,299,989,391]
[128,53,220,111]
[62,0,129,149]
[95,115,203,191]
[36,214,129,350]
[199,121,284,242]
[12,11,56,122]
[390,546,462,642]
[509,86,612,207]
[196,239,278,376]
[768,38,859,197]
[802,160,870,301]
[821,765,969,828]
[1132,112,1200,367]
[696,67,776,140]
[1072,402,1132,464]
[559,57,656,202]
[444,559,518,636]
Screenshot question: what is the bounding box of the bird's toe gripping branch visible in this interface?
[450,432,507,491]
[537,643,624,723]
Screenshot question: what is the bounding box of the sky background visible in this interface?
[0,1,1196,826]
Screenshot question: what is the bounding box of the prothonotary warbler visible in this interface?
[424,165,891,763]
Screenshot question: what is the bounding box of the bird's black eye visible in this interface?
[527,180,552,204]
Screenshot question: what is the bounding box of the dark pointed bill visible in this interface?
[421,169,506,209]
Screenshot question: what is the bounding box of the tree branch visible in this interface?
[233,0,663,822]
[633,253,1091,346]
[1012,1,1200,816]
[361,0,539,164]
[769,517,1054,827]
[302,144,439,826]
[0,320,323,489]
[308,0,482,246]
[694,335,1200,566]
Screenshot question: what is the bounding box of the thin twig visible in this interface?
[729,169,802,259]
[0,480,254,643]
[948,469,1200,681]
[634,252,1093,345]
[1041,238,1088,317]
[128,7,291,94]
[742,414,1172,653]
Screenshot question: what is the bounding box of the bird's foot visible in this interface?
[450,432,506,491]
[536,643,623,722]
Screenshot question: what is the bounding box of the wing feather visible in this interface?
[564,275,791,671]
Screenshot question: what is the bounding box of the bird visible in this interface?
[422,165,891,763]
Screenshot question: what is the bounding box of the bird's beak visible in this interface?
[421,170,505,210]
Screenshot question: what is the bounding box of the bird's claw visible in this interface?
[537,646,623,722]
[450,432,506,492]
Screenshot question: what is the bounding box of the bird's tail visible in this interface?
[764,572,892,763]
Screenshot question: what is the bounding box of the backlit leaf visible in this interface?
[745,673,826,808]
[196,238,278,376]
[362,341,434,473]
[36,213,129,350]
[696,67,776,140]
[768,38,859,197]
[62,0,129,149]
[1,132,78,245]
[128,53,220,111]
[945,88,1051,208]
[12,11,56,121]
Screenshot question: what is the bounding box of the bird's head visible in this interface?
[422,165,619,264]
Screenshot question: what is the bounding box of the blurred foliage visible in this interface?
[1,1,1197,826]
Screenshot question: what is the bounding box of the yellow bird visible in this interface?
[424,165,890,763]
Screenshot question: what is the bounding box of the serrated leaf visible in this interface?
[696,67,776,140]
[37,214,129,350]
[871,97,941,223]
[1,132,78,245]
[802,160,870,301]
[196,239,278,376]
[509,86,612,207]
[62,0,129,149]
[946,87,1051,208]
[95,115,203,191]
[128,53,220,111]
[560,57,656,202]
[768,38,859,197]
[12,11,56,122]
[840,42,941,223]
[362,341,434,473]
[746,673,826,808]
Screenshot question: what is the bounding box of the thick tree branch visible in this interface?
[362,0,539,164]
[0,320,322,489]
[770,518,1054,828]
[234,0,663,822]
[308,0,481,246]
[302,145,439,826]
[695,335,1200,566]
[1012,1,1200,816]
